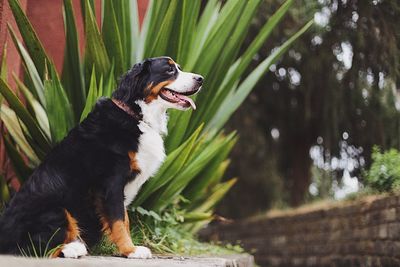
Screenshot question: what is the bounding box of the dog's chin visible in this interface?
[159,87,200,110]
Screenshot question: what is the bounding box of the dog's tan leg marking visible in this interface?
[124,209,130,234]
[51,209,82,258]
[65,210,80,242]
[100,211,135,257]
[109,220,135,256]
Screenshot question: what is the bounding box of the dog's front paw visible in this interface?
[127,246,152,259]
[61,240,88,259]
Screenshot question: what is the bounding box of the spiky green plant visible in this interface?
[0,0,312,244]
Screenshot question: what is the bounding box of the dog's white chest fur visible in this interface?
[124,100,167,207]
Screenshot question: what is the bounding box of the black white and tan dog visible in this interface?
[0,57,203,258]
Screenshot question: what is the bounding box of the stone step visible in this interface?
[0,254,254,267]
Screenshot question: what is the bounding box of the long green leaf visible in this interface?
[141,0,170,58]
[136,0,156,61]
[129,0,140,64]
[184,135,237,203]
[113,0,132,69]
[1,43,7,82]
[191,178,237,213]
[3,134,33,182]
[145,1,179,57]
[102,0,125,78]
[165,109,192,152]
[0,173,10,205]
[0,78,51,151]
[151,135,231,211]
[84,0,110,82]
[185,0,220,69]
[133,124,203,206]
[8,26,45,106]
[62,0,85,121]
[0,104,40,164]
[186,178,237,233]
[184,0,250,135]
[210,20,314,131]
[8,0,52,80]
[200,0,295,128]
[13,74,50,139]
[176,0,200,65]
[80,68,98,122]
[44,73,74,143]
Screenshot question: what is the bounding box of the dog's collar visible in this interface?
[112,99,142,120]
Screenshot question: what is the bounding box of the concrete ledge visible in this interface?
[0,254,254,267]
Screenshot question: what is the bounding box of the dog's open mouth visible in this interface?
[160,88,198,110]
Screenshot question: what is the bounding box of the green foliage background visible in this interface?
[365,147,400,193]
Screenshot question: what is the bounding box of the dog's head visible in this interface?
[112,57,203,110]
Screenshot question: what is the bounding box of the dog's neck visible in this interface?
[136,100,168,135]
[112,98,168,135]
[112,99,142,120]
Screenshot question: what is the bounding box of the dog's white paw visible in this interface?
[127,246,152,259]
[61,240,87,259]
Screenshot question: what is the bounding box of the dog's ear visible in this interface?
[112,60,151,104]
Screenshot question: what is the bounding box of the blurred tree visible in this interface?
[218,0,400,218]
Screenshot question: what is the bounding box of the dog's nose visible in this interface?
[193,75,204,85]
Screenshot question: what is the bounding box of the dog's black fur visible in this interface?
[0,56,201,256]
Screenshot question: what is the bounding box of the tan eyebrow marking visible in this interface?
[168,59,175,65]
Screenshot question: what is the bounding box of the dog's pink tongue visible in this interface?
[178,95,196,110]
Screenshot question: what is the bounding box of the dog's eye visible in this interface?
[167,65,174,74]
